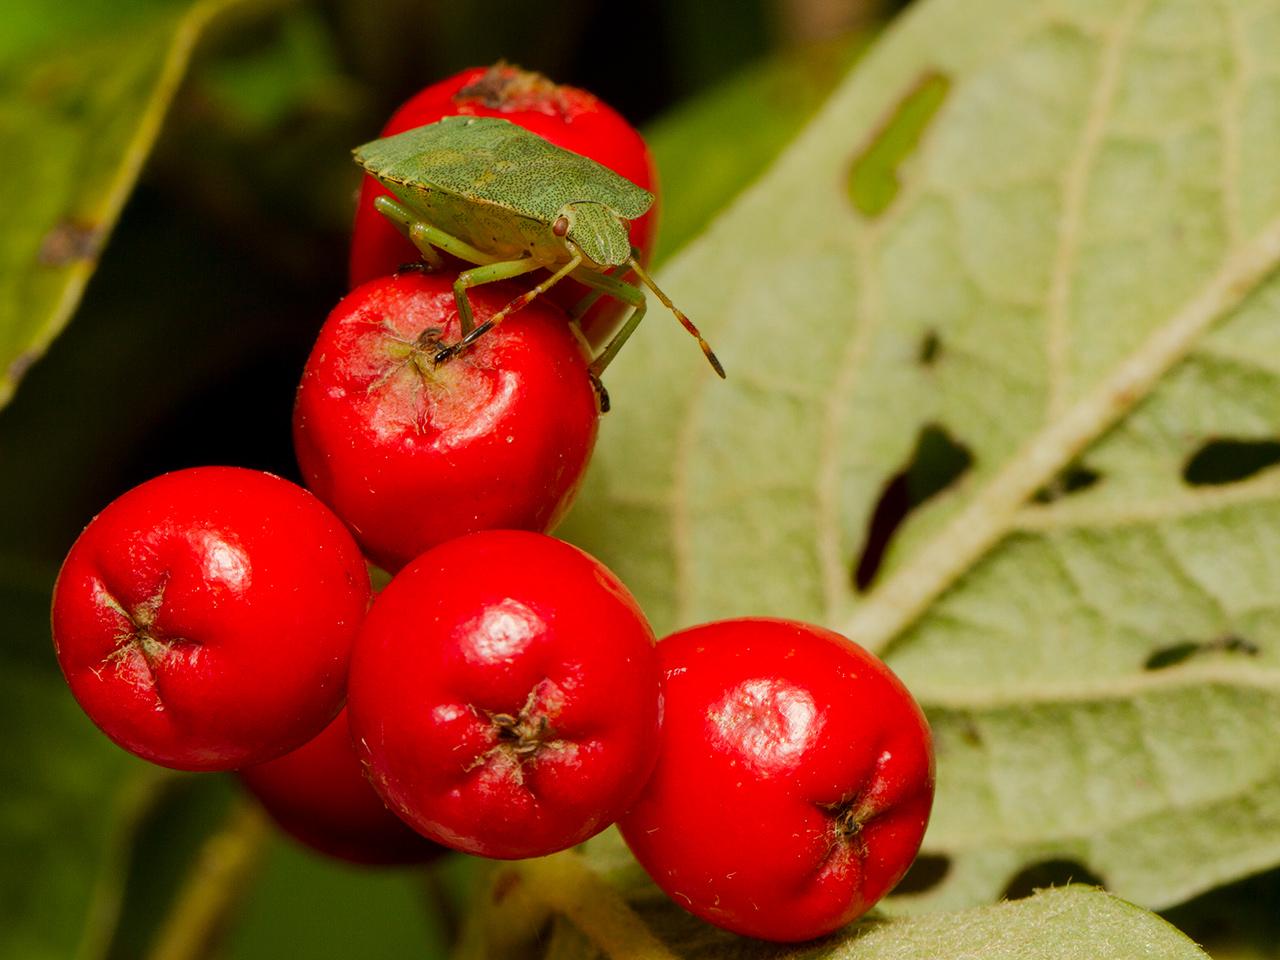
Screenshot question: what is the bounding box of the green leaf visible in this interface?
[0,563,160,960]
[199,6,347,133]
[466,849,1209,960]
[224,838,450,960]
[561,0,1280,915]
[101,776,240,960]
[0,186,319,570]
[646,35,874,265]
[641,885,1209,959]
[0,131,348,960]
[0,0,268,410]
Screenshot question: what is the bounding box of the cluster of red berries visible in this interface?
[50,64,935,943]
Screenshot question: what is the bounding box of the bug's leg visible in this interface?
[441,254,585,361]
[408,224,492,331]
[574,265,724,378]
[569,289,606,320]
[372,195,416,231]
[568,265,628,321]
[588,298,645,378]
[407,222,494,266]
[625,255,725,378]
[572,271,646,377]
[374,197,444,270]
[400,224,507,335]
[431,258,549,354]
[588,372,611,413]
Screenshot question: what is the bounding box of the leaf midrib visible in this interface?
[845,206,1280,657]
[830,0,1280,657]
[1044,0,1144,422]
[1014,468,1280,530]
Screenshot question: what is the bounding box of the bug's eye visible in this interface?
[552,216,570,238]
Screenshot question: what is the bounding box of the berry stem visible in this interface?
[146,798,270,960]
[518,852,679,960]
[452,865,550,960]
[460,855,675,960]
[452,851,676,960]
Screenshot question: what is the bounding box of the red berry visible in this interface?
[348,530,660,860]
[348,63,657,344]
[51,467,371,771]
[618,618,934,942]
[239,708,442,866]
[293,272,599,573]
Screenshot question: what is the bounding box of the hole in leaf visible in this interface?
[893,854,951,895]
[1002,859,1104,900]
[1162,868,1280,954]
[1145,642,1199,670]
[854,476,909,592]
[1183,438,1280,486]
[848,71,952,218]
[1144,634,1259,670]
[918,330,941,366]
[1032,462,1101,503]
[958,718,983,748]
[853,424,973,591]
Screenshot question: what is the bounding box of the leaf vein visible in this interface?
[1045,0,1148,421]
[1014,469,1280,530]
[844,206,1280,656]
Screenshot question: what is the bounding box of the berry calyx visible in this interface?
[293,272,600,572]
[618,617,935,942]
[51,467,371,771]
[347,530,661,860]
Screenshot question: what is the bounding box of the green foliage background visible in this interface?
[2,0,1278,958]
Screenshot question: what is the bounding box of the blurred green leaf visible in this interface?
[661,0,770,95]
[563,0,1280,920]
[147,5,371,286]
[0,0,188,60]
[463,851,1210,960]
[102,776,238,960]
[688,885,1209,958]
[200,6,345,132]
[0,183,339,960]
[0,563,159,960]
[647,34,875,264]
[0,186,331,571]
[0,0,272,409]
[225,838,449,960]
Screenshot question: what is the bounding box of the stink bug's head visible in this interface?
[558,202,632,268]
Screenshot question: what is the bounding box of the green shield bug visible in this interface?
[353,115,724,379]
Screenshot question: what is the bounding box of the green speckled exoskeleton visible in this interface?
[353,115,724,379]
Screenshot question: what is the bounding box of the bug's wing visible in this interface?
[352,121,487,200]
[552,153,652,222]
[354,117,653,222]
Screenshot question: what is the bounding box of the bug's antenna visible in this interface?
[625,255,725,378]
